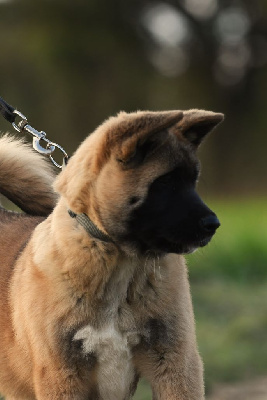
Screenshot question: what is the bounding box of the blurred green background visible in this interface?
[1,0,267,399]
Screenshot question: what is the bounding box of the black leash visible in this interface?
[0,96,16,124]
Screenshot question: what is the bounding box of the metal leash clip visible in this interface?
[12,109,68,169]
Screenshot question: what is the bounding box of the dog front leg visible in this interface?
[133,332,204,400]
[33,364,96,400]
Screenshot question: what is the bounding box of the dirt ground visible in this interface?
[208,377,267,400]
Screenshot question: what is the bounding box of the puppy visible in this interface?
[0,109,223,400]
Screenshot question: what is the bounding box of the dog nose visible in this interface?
[199,215,220,234]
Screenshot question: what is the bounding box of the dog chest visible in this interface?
[74,323,138,399]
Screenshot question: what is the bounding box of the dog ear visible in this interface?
[117,129,169,165]
[178,110,224,147]
[116,110,183,164]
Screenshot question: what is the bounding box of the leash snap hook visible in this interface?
[23,124,55,156]
[12,109,55,155]
[32,136,56,156]
[12,110,28,133]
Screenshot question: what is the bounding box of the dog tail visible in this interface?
[0,135,57,216]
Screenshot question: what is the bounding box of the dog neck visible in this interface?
[32,200,130,295]
[32,199,166,308]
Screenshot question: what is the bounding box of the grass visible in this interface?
[193,280,267,391]
[187,198,267,393]
[1,198,267,399]
[188,198,267,282]
[133,380,152,400]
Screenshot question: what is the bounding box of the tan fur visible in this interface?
[0,135,57,215]
[0,110,223,400]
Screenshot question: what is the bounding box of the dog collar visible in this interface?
[68,210,112,243]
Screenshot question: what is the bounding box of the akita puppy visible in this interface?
[0,109,223,400]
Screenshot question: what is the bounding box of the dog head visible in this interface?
[54,109,224,255]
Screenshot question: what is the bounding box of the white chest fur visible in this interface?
[74,323,137,400]
[73,258,145,398]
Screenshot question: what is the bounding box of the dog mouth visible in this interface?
[121,224,216,255]
[182,236,213,254]
[152,234,213,255]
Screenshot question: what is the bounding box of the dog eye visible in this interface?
[154,173,179,193]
